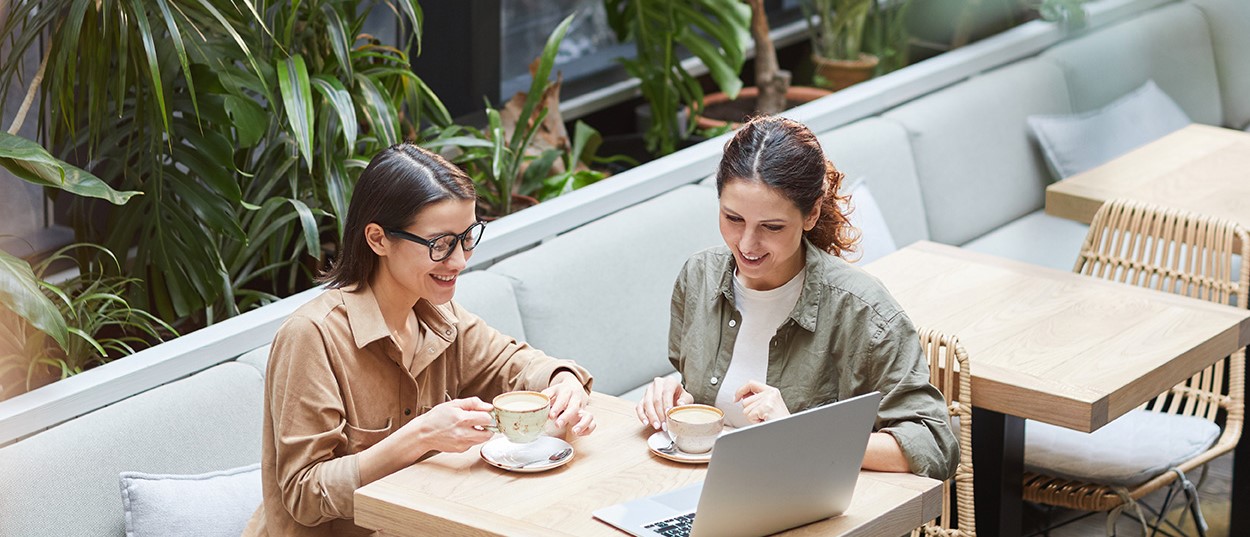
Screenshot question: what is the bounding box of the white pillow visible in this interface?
[119,463,261,537]
[843,178,898,264]
[1027,80,1191,179]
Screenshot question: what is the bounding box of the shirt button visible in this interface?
[428,347,435,354]
[404,408,412,416]
[710,376,719,385]
[728,319,737,328]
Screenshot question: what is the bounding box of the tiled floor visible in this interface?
[1022,450,1233,537]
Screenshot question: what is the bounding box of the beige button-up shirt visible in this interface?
[243,285,593,536]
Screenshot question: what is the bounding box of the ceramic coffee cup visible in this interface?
[490,391,551,443]
[666,404,724,454]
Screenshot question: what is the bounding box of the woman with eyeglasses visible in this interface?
[635,117,957,481]
[244,144,596,537]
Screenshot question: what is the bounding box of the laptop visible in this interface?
[593,391,882,537]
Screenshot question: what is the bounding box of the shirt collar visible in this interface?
[340,284,460,350]
[713,238,826,333]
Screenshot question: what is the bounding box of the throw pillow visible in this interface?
[119,463,261,537]
[1027,80,1191,179]
[842,177,898,264]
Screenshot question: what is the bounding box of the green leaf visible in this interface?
[355,74,400,146]
[126,0,171,139]
[513,14,574,150]
[0,251,68,351]
[152,0,199,122]
[286,198,322,260]
[0,132,140,204]
[321,3,353,79]
[397,0,424,55]
[223,95,266,148]
[278,55,316,170]
[311,75,358,152]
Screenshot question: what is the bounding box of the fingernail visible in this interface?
[652,422,660,429]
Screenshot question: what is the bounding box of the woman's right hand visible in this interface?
[408,397,496,454]
[635,376,693,431]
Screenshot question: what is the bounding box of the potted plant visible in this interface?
[604,0,752,156]
[804,0,879,91]
[425,15,617,218]
[694,0,832,130]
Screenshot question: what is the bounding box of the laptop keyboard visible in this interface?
[644,512,695,537]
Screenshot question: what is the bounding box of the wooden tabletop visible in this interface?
[1046,124,1250,227]
[863,241,1250,432]
[354,392,942,537]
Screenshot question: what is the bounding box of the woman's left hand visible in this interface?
[543,371,596,436]
[734,380,791,423]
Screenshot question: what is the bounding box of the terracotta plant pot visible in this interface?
[812,53,880,92]
[693,86,833,131]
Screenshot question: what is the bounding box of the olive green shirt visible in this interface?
[669,242,958,480]
[243,285,593,537]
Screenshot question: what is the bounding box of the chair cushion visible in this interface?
[119,464,261,537]
[1027,80,1191,179]
[234,344,273,378]
[843,177,898,265]
[1025,409,1220,488]
[961,210,1090,272]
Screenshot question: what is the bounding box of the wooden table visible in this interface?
[864,241,1250,537]
[1045,124,1250,230]
[1044,122,1250,533]
[354,393,942,537]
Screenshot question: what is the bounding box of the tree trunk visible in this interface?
[748,0,790,116]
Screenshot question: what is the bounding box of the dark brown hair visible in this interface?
[716,116,859,256]
[320,143,476,288]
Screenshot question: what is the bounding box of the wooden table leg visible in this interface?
[973,407,1024,537]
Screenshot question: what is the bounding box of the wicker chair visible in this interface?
[913,328,975,537]
[1022,198,1249,536]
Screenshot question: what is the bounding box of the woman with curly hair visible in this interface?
[636,116,957,480]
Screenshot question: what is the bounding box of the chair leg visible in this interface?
[1175,469,1208,537]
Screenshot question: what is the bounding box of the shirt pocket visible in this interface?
[344,418,394,453]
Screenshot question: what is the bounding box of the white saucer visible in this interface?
[480,435,574,473]
[647,431,713,464]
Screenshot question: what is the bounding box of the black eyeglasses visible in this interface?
[384,221,486,262]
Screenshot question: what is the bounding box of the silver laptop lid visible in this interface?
[690,391,883,537]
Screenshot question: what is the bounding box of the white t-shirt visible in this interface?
[715,270,805,427]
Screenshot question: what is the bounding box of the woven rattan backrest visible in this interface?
[1076,198,1249,421]
[917,328,974,537]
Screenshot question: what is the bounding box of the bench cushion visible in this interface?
[961,210,1090,273]
[488,185,722,396]
[0,362,263,537]
[819,117,930,248]
[1041,2,1222,127]
[452,271,527,343]
[884,59,1070,245]
[1027,80,1191,179]
[1189,0,1250,130]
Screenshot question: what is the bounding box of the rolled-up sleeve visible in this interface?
[861,313,959,481]
[266,316,361,526]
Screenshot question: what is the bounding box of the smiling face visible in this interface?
[719,178,820,291]
[366,198,478,305]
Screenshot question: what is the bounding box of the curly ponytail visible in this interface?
[716,116,861,258]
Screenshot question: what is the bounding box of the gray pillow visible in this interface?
[119,463,261,537]
[1027,80,1191,179]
